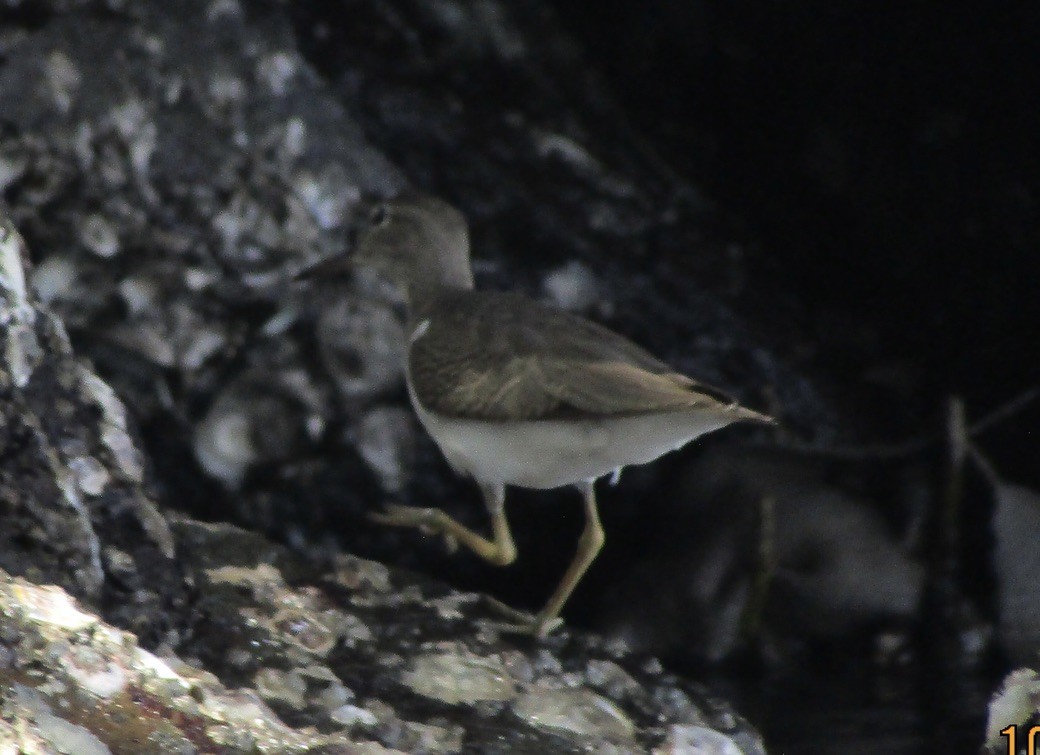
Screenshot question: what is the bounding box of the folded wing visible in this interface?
[409,292,743,422]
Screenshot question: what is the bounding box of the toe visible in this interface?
[482,597,564,637]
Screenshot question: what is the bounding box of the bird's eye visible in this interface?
[370,205,388,226]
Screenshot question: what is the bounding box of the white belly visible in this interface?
[408,382,737,489]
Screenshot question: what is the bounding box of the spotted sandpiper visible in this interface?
[306,195,772,636]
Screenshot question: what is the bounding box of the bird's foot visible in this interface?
[369,504,458,553]
[482,597,564,638]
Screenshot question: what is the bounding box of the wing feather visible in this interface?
[409,291,747,422]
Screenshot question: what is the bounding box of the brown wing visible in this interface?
[408,291,743,421]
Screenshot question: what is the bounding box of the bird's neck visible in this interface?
[406,253,474,318]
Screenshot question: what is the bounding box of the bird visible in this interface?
[304,194,772,636]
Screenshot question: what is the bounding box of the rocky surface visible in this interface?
[0,216,182,643]
[0,210,767,753]
[0,0,812,633]
[0,512,767,753]
[3,2,1031,753]
[0,1,785,752]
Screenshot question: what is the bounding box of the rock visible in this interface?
[402,649,518,706]
[0,217,180,639]
[0,1,826,751]
[0,209,765,753]
[984,669,1040,754]
[0,515,767,753]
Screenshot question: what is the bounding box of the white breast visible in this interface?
[407,379,736,490]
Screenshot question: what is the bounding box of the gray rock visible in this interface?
[0,218,178,627]
[0,1,817,751]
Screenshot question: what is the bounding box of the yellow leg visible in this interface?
[535,480,604,628]
[489,480,604,637]
[370,483,517,567]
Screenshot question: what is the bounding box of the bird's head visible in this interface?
[353,194,473,295]
[296,194,474,300]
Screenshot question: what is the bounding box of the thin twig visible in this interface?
[761,385,1040,462]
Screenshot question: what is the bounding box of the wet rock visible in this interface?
[170,516,764,752]
[0,416,766,755]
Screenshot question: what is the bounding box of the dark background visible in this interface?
[549,1,1039,478]
[334,4,1039,752]
[541,7,1039,750]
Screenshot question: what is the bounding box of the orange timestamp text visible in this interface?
[1000,724,1040,754]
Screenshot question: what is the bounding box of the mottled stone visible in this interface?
[330,703,378,728]
[654,725,746,755]
[0,573,353,753]
[512,686,636,743]
[62,645,128,699]
[25,689,113,755]
[395,720,465,755]
[585,659,643,700]
[355,406,415,493]
[270,607,338,657]
[79,214,120,258]
[317,295,407,400]
[402,650,517,705]
[255,667,308,711]
[11,582,97,632]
